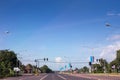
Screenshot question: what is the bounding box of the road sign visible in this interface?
[14,67,20,72]
[90,56,94,63]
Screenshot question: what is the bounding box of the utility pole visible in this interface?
[34,58,48,74]
[89,56,94,73]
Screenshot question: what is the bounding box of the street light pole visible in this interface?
[105,23,120,33]
[104,60,106,73]
[34,58,48,74]
[64,56,71,63]
[0,30,10,44]
[80,46,95,73]
[64,56,72,73]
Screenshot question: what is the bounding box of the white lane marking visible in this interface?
[40,74,49,80]
[57,75,67,80]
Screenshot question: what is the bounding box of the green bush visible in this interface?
[9,69,15,77]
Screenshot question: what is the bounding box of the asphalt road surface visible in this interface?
[0,73,96,80]
[1,73,120,80]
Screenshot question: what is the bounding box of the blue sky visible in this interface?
[0,0,120,70]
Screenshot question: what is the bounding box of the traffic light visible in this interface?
[69,63,72,68]
[89,62,92,66]
[43,58,48,61]
[46,58,48,61]
[96,59,99,62]
[34,59,37,62]
[99,59,102,62]
[44,58,45,61]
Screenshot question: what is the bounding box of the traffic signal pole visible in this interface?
[34,58,48,75]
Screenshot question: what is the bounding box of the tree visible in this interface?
[79,66,89,73]
[92,64,103,73]
[92,58,109,73]
[116,50,120,68]
[116,50,120,61]
[20,65,26,72]
[40,65,53,73]
[0,50,18,77]
[116,50,120,72]
[109,50,120,73]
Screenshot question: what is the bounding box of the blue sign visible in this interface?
[68,63,71,68]
[90,56,94,63]
[60,67,64,71]
[65,65,67,69]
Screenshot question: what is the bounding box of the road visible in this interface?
[0,73,96,80]
[1,73,120,80]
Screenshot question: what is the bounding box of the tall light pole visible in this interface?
[80,46,95,56]
[17,50,27,67]
[80,46,96,73]
[16,53,22,68]
[0,31,10,50]
[64,56,72,73]
[105,23,120,73]
[105,23,111,27]
[34,58,48,73]
[4,31,10,34]
[0,31,10,41]
[64,56,71,63]
[105,23,120,31]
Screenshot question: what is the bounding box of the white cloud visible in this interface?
[107,13,116,16]
[107,34,120,41]
[107,12,120,16]
[100,42,120,62]
[55,57,62,62]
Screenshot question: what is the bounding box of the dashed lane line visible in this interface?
[57,75,67,80]
[39,74,49,80]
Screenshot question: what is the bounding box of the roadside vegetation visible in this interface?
[0,50,18,78]
[0,49,120,78]
[0,49,53,78]
[75,49,120,74]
